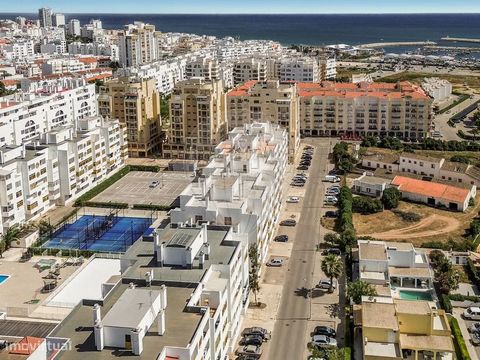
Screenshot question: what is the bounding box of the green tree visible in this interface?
[1,225,21,249]
[339,157,354,172]
[0,240,5,258]
[321,254,343,292]
[323,233,340,248]
[352,196,383,214]
[339,229,357,252]
[37,220,54,236]
[249,244,261,305]
[347,280,377,304]
[429,250,460,294]
[381,187,402,210]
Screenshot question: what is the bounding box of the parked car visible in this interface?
[464,307,480,320]
[274,235,289,242]
[469,323,480,333]
[325,189,339,196]
[325,196,338,204]
[236,355,259,360]
[240,335,264,346]
[295,173,308,179]
[300,161,311,166]
[291,182,305,187]
[472,332,480,346]
[287,196,300,203]
[235,345,262,358]
[267,258,284,267]
[322,248,341,256]
[304,145,313,150]
[310,335,337,349]
[312,326,336,338]
[297,166,309,170]
[292,177,306,182]
[280,219,296,226]
[324,175,340,183]
[317,279,337,290]
[324,210,338,218]
[241,327,271,340]
[149,180,160,188]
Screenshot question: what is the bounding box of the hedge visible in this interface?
[132,204,174,211]
[466,258,480,288]
[450,317,471,360]
[441,294,452,313]
[74,165,160,206]
[28,246,95,258]
[82,201,129,209]
[448,293,480,303]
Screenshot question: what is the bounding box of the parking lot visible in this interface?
[453,307,480,360]
[92,171,194,206]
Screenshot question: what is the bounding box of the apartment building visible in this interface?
[319,54,337,80]
[227,80,300,160]
[298,81,432,139]
[170,122,288,262]
[232,58,268,85]
[355,297,454,360]
[185,58,219,81]
[276,57,320,82]
[0,117,127,235]
[421,78,452,102]
[118,22,159,67]
[0,81,97,146]
[38,8,53,28]
[362,151,480,187]
[163,78,227,160]
[42,58,85,75]
[52,223,249,360]
[98,77,162,157]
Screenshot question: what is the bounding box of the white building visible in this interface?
[0,81,96,146]
[119,22,158,67]
[38,7,53,28]
[276,57,320,83]
[52,13,66,27]
[422,78,452,102]
[42,58,85,75]
[0,116,127,234]
[68,19,81,37]
[170,122,288,262]
[53,223,249,360]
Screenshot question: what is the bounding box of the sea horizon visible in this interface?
[1,13,480,49]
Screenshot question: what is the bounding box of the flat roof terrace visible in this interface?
[92,171,194,207]
[122,226,236,284]
[51,284,202,360]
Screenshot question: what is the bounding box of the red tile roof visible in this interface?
[227,80,258,96]
[391,176,470,203]
[9,336,44,355]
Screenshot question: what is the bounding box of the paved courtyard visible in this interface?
[92,171,194,207]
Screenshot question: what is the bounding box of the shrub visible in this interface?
[441,294,452,313]
[132,204,173,211]
[466,258,480,288]
[129,165,160,172]
[352,196,382,214]
[391,210,421,222]
[448,293,480,303]
[381,187,402,209]
[83,201,129,209]
[469,219,480,236]
[450,317,471,360]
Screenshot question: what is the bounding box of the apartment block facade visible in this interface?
[170,122,288,262]
[163,78,227,160]
[0,81,97,147]
[227,80,300,160]
[298,81,432,139]
[118,22,159,67]
[98,77,162,157]
[0,117,127,235]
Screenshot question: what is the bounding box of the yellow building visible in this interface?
[227,80,300,161]
[98,77,162,158]
[355,298,455,360]
[163,78,227,160]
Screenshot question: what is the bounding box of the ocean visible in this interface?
[2,13,480,49]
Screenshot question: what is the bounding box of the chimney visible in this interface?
[204,243,211,260]
[93,303,101,323]
[145,272,152,287]
[129,282,135,289]
[94,320,104,351]
[199,251,205,269]
[157,309,166,335]
[160,284,167,309]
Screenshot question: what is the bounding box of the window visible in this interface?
[431,164,435,169]
[224,217,232,226]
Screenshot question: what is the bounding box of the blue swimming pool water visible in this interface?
[0,275,10,284]
[42,215,152,253]
[399,290,433,301]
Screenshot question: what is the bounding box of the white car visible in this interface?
[310,335,337,349]
[267,258,284,267]
[149,180,160,188]
[317,279,337,290]
[325,196,338,204]
[287,196,300,203]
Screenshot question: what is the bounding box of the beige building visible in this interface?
[118,22,159,67]
[298,81,432,139]
[98,77,162,158]
[163,78,227,160]
[227,80,300,160]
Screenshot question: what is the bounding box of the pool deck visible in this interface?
[0,257,79,320]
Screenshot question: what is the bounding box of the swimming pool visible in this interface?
[399,289,433,301]
[0,275,10,284]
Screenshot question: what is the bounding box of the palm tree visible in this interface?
[321,254,343,292]
[1,225,21,250]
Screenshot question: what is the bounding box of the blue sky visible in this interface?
[3,0,480,13]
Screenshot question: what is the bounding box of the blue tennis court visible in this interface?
[42,214,152,252]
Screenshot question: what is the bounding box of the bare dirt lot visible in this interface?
[354,197,480,246]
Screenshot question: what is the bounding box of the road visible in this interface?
[268,139,339,360]
[433,94,480,141]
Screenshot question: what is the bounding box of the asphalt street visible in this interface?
[268,139,335,360]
